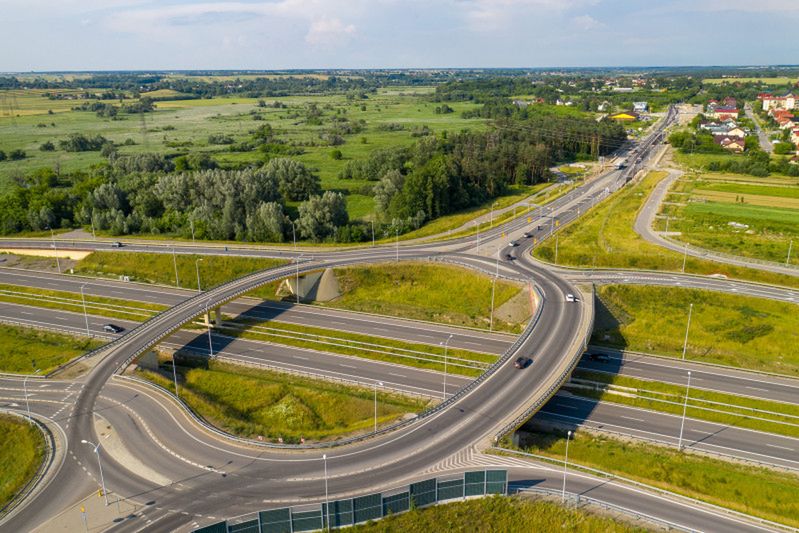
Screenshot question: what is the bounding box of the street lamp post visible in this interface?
[395,228,399,263]
[489,277,497,332]
[490,202,498,227]
[677,371,692,450]
[80,284,90,337]
[48,227,61,274]
[172,355,179,399]
[205,298,214,358]
[373,381,383,433]
[172,247,180,288]
[295,255,305,304]
[290,220,297,252]
[441,334,453,400]
[681,303,693,361]
[682,243,688,273]
[322,454,330,531]
[194,258,203,293]
[81,439,109,506]
[561,430,572,502]
[190,218,196,243]
[371,220,375,247]
[788,239,794,266]
[24,369,41,424]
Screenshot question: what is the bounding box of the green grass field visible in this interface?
[0,88,485,220]
[656,173,799,265]
[703,77,797,85]
[139,360,429,442]
[0,414,46,509]
[568,368,799,437]
[532,170,799,288]
[349,495,644,533]
[220,318,494,377]
[593,284,799,375]
[0,323,103,373]
[325,263,528,332]
[516,430,799,527]
[73,251,287,293]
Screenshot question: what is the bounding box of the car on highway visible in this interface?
[508,240,519,247]
[587,352,610,363]
[111,241,124,248]
[565,293,577,302]
[504,253,515,261]
[514,356,532,369]
[103,323,124,334]
[523,231,534,238]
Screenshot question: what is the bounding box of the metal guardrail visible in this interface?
[493,446,797,533]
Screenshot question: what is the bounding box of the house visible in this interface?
[714,136,745,153]
[760,93,797,111]
[722,96,737,107]
[710,106,739,121]
[609,111,639,121]
[792,128,799,146]
[633,102,648,113]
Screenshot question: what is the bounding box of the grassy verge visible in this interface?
[73,252,287,293]
[532,170,799,289]
[219,318,494,377]
[567,369,799,438]
[0,323,104,374]
[0,282,165,321]
[325,263,528,333]
[592,284,799,376]
[0,414,45,510]
[138,360,430,443]
[349,494,644,533]
[515,430,799,527]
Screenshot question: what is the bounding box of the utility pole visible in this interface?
[205,298,214,358]
[172,247,180,288]
[290,221,297,252]
[682,243,688,273]
[561,430,572,502]
[194,258,203,293]
[555,233,559,263]
[80,284,90,337]
[395,228,399,263]
[489,277,497,332]
[190,218,195,244]
[323,454,330,532]
[441,334,453,400]
[373,381,383,433]
[681,303,693,361]
[371,220,375,247]
[172,355,179,398]
[788,239,794,266]
[81,440,109,506]
[48,227,61,274]
[677,371,692,450]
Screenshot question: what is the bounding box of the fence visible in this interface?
[193,469,507,533]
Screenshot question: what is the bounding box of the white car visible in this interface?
[565,294,577,302]
[508,240,519,247]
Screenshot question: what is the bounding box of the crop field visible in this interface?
[703,77,798,85]
[533,170,799,288]
[592,284,799,375]
[516,430,799,527]
[657,173,799,265]
[0,87,485,219]
[0,323,103,374]
[0,414,45,509]
[140,360,429,442]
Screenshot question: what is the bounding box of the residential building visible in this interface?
[632,101,648,113]
[714,136,745,153]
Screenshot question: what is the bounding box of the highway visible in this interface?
[6,106,791,533]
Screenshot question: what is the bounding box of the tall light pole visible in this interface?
[295,255,305,304]
[490,202,498,227]
[395,227,399,263]
[677,371,692,451]
[681,303,693,361]
[172,355,179,399]
[23,369,41,424]
[441,334,453,400]
[194,258,203,293]
[48,227,61,274]
[172,247,180,288]
[81,439,108,506]
[190,218,196,243]
[788,239,794,266]
[489,277,497,332]
[561,430,572,502]
[290,220,297,252]
[80,284,90,338]
[682,243,688,273]
[371,220,375,247]
[373,381,383,433]
[205,297,214,358]
[322,454,330,532]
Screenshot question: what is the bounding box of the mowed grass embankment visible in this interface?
[0,414,46,509]
[139,361,429,443]
[593,284,799,375]
[514,430,799,528]
[73,251,287,294]
[0,324,104,374]
[533,170,799,288]
[657,173,799,265]
[567,368,799,437]
[349,494,645,533]
[325,263,529,333]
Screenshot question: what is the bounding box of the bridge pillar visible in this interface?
[202,306,223,327]
[214,307,223,327]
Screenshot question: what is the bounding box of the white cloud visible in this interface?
[459,0,598,31]
[572,14,601,30]
[305,18,356,46]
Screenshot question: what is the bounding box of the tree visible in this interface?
[373,169,404,216]
[39,141,55,152]
[9,149,26,160]
[297,191,348,241]
[0,150,5,161]
[265,158,321,202]
[246,202,285,242]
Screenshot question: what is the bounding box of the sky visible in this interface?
[2,0,798,71]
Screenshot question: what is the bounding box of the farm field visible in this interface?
[515,430,799,528]
[703,77,798,85]
[657,172,799,265]
[139,360,429,443]
[0,87,485,220]
[532,170,799,288]
[592,284,799,376]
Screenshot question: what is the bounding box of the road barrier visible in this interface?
[194,469,507,533]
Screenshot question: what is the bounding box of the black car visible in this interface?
[514,357,532,369]
[587,352,610,363]
[103,323,124,334]
[505,253,515,261]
